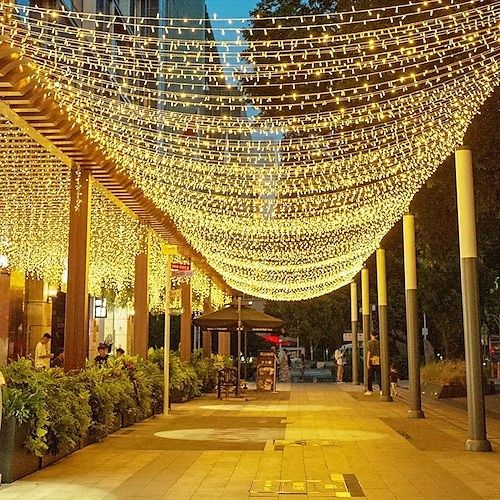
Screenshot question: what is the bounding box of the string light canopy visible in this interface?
[0,117,227,310]
[2,0,498,300]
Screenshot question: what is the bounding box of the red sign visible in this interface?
[171,262,192,277]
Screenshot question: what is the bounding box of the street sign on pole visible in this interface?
[343,332,363,342]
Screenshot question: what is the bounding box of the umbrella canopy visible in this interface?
[193,305,285,331]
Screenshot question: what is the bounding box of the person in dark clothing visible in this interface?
[365,332,381,395]
[52,348,64,368]
[94,343,109,367]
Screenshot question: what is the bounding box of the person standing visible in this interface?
[52,348,64,368]
[334,347,345,383]
[365,332,381,395]
[34,333,53,369]
[94,343,109,367]
[300,353,306,382]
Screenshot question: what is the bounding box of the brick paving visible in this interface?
[0,383,499,499]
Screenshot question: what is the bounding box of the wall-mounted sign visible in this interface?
[171,262,192,277]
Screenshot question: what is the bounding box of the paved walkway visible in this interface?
[1,383,500,499]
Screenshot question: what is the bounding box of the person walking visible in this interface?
[390,364,399,397]
[34,333,53,369]
[300,353,306,382]
[365,332,381,395]
[334,347,345,383]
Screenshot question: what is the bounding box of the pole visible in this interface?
[161,244,177,415]
[455,147,492,452]
[163,254,171,415]
[403,214,425,418]
[377,248,392,402]
[236,296,242,397]
[361,267,370,388]
[350,281,359,385]
[244,329,248,382]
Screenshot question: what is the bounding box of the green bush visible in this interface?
[421,360,466,386]
[169,353,201,402]
[191,349,218,393]
[2,359,91,456]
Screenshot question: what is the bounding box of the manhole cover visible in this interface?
[249,474,364,497]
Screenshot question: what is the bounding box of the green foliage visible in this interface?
[421,361,466,387]
[169,353,201,402]
[1,356,165,458]
[76,365,123,438]
[2,358,49,456]
[42,370,91,455]
[2,359,91,456]
[190,350,218,393]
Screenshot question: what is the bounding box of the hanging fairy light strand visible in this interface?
[1,0,498,300]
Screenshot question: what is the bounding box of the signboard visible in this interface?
[171,262,193,277]
[256,351,277,391]
[343,332,364,342]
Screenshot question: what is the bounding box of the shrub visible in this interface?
[169,353,201,402]
[421,360,466,386]
[191,349,218,393]
[2,359,91,456]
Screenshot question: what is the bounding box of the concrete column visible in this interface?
[180,282,192,362]
[25,278,53,358]
[377,248,392,402]
[403,214,425,418]
[350,280,359,385]
[133,233,149,359]
[455,147,492,452]
[65,169,91,371]
[361,266,370,387]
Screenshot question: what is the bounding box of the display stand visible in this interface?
[256,350,277,391]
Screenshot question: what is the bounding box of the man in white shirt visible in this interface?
[34,333,52,369]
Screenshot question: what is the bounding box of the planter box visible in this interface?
[0,417,40,483]
[421,381,467,399]
[40,442,79,469]
[121,411,136,428]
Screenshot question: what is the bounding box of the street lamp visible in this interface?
[234,296,253,397]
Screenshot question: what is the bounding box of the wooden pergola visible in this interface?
[0,41,232,369]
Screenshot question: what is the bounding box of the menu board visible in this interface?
[256,350,277,391]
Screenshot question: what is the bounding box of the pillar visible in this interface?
[361,266,370,387]
[25,278,53,358]
[350,280,359,385]
[455,147,492,452]
[403,214,425,418]
[133,233,149,359]
[218,331,230,356]
[377,248,392,402]
[202,298,212,359]
[65,168,91,371]
[180,282,192,362]
[0,271,10,366]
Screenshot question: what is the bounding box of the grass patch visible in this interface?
[421,360,466,386]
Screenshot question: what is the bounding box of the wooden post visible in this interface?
[202,298,212,359]
[133,232,149,359]
[65,169,91,371]
[180,282,192,362]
